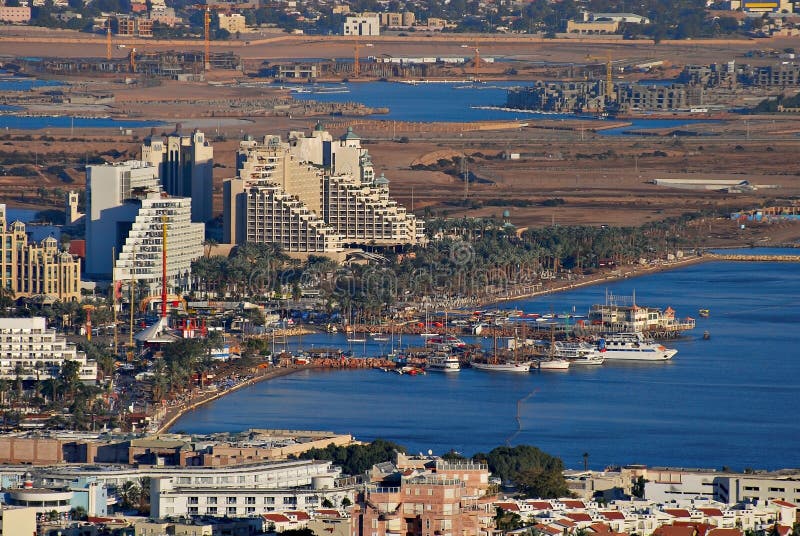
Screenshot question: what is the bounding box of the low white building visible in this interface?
[0,317,97,382]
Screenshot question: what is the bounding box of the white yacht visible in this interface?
[471,359,530,372]
[553,341,604,366]
[597,333,677,361]
[426,351,461,372]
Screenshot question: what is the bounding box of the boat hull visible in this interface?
[471,361,531,372]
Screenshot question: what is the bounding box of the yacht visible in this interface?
[597,333,677,361]
[553,341,604,366]
[426,351,461,372]
[533,357,571,370]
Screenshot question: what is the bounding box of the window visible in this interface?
[206,507,217,515]
[188,507,198,515]
[227,507,237,515]
[207,497,217,504]
[246,507,255,514]
[188,497,198,505]
[227,497,237,504]
[264,497,275,505]
[246,497,256,505]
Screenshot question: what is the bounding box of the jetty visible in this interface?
[706,253,800,262]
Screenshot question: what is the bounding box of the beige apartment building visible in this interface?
[0,205,81,302]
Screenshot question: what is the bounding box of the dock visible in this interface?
[706,253,800,262]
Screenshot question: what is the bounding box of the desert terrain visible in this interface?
[2,28,800,245]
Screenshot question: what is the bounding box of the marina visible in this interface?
[171,258,800,470]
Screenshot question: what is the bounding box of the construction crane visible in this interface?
[473,41,480,80]
[191,4,232,71]
[586,53,614,104]
[352,41,373,78]
[106,17,112,61]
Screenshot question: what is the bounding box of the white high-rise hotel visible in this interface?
[85,161,204,295]
[224,125,423,253]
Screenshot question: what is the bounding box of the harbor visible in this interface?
[169,257,800,470]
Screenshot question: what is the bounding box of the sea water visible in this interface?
[171,259,800,470]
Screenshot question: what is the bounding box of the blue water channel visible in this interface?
[171,257,800,470]
[290,80,714,133]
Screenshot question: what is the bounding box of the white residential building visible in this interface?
[0,317,97,381]
[85,161,160,277]
[343,14,380,35]
[113,194,204,296]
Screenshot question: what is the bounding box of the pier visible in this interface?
[706,253,800,262]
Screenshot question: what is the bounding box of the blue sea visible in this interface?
[171,258,800,471]
[290,81,713,133]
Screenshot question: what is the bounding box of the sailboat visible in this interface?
[533,325,570,371]
[471,329,530,372]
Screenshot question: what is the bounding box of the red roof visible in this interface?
[286,511,311,520]
[654,526,696,536]
[663,509,692,518]
[263,514,292,523]
[699,509,724,517]
[496,502,521,512]
[772,500,797,509]
[562,500,586,509]
[589,523,612,533]
[707,529,743,536]
[528,501,553,509]
[601,511,626,521]
[555,518,577,528]
[674,521,713,536]
[566,513,594,522]
[535,524,562,535]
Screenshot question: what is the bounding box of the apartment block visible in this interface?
[0,205,81,302]
[0,505,37,536]
[141,128,214,223]
[117,15,153,37]
[0,317,97,381]
[218,13,246,34]
[0,6,31,23]
[343,14,380,35]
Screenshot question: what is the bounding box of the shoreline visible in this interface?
[157,250,799,435]
[156,255,713,435]
[154,365,308,435]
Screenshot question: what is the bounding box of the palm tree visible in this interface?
[582,452,589,472]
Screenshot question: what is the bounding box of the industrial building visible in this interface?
[0,317,97,381]
[0,204,82,302]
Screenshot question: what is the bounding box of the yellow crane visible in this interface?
[586,53,615,103]
[192,4,232,71]
[106,17,112,61]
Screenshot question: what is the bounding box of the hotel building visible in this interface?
[112,193,204,296]
[223,126,423,254]
[0,317,97,381]
[0,205,81,302]
[86,161,204,294]
[141,127,214,223]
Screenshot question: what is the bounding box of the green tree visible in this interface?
[632,475,647,499]
[473,445,569,498]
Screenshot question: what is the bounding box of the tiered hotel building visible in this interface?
[0,317,97,381]
[224,125,423,254]
[85,161,204,295]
